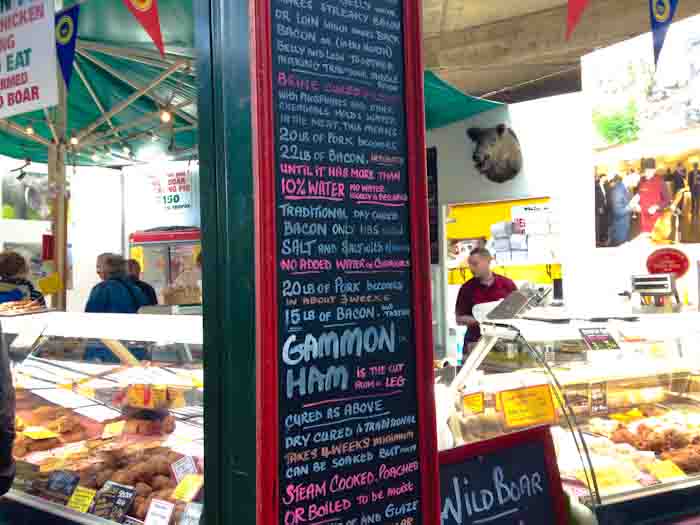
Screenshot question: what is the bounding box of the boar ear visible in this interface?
[467,128,481,142]
[496,124,507,136]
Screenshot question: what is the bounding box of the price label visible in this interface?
[102,421,126,439]
[462,392,484,415]
[178,502,203,525]
[144,499,175,525]
[171,455,198,483]
[172,474,204,502]
[23,426,59,440]
[646,460,686,481]
[579,466,639,493]
[67,486,96,513]
[500,384,557,429]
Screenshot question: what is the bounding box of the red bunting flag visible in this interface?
[122,0,165,56]
[567,0,591,39]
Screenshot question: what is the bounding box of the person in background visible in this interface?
[127,259,158,306]
[674,162,688,195]
[86,253,148,314]
[595,174,609,246]
[690,162,700,224]
[0,251,45,306]
[455,248,517,355]
[608,175,639,246]
[637,159,669,234]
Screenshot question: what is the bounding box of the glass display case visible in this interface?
[0,312,203,525]
[435,310,700,524]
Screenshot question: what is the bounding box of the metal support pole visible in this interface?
[49,75,68,310]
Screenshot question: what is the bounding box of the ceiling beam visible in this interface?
[89,125,196,149]
[74,60,186,141]
[77,49,197,125]
[425,0,700,95]
[77,40,195,68]
[43,108,59,144]
[0,119,51,147]
[74,60,122,140]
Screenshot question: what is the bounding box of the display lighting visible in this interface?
[160,109,172,124]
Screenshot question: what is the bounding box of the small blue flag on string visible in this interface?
[55,5,80,87]
[650,0,679,66]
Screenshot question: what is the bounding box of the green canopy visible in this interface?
[424,71,501,130]
[0,2,497,166]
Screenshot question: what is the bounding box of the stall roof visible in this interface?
[424,71,501,130]
[0,2,498,166]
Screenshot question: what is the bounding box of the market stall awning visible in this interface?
[0,2,498,167]
[424,71,501,130]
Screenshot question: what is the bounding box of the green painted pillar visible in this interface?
[196,0,256,524]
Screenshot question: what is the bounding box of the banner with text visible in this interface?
[0,0,57,118]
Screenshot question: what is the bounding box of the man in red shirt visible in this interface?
[455,248,517,352]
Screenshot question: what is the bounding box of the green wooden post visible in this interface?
[196,0,257,524]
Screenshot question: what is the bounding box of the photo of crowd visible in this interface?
[595,156,700,247]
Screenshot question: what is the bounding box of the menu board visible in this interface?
[270,0,423,524]
[439,428,566,525]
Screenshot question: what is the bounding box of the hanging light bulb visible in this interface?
[160,109,172,123]
[69,135,79,146]
[25,126,34,136]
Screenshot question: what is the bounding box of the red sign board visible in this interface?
[646,248,690,278]
[439,427,567,525]
[251,0,438,524]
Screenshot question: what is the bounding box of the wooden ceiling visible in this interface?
[424,0,700,102]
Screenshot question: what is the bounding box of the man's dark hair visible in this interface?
[469,247,492,259]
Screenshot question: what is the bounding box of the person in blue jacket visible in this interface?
[85,253,148,314]
[608,175,639,247]
[0,251,45,306]
[84,254,149,363]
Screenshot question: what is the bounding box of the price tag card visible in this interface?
[67,486,97,513]
[102,421,126,439]
[178,502,203,525]
[172,474,204,502]
[500,384,557,429]
[23,426,59,440]
[579,327,620,350]
[576,467,639,494]
[646,460,686,481]
[144,499,175,525]
[124,518,145,525]
[92,482,137,522]
[46,470,80,499]
[462,392,484,415]
[171,456,198,483]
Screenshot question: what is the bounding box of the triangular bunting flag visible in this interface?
[122,0,165,56]
[55,5,80,88]
[650,0,679,66]
[567,0,591,39]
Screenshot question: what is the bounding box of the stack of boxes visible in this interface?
[488,205,560,265]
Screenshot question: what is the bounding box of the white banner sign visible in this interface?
[151,169,195,212]
[0,0,57,118]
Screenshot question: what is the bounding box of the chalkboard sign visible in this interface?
[439,427,566,525]
[252,0,437,522]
